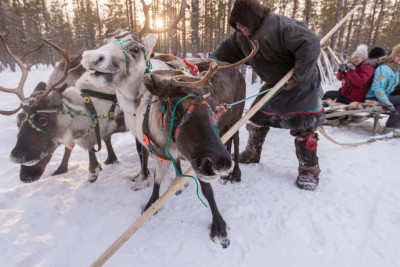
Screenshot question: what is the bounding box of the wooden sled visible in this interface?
[323,99,389,135]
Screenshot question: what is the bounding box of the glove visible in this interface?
[339,63,356,72]
[347,63,356,70]
[381,101,399,115]
[339,64,348,72]
[282,78,298,91]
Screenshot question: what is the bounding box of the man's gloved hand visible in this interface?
[381,101,399,115]
[282,78,298,91]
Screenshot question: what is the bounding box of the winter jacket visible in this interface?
[365,64,400,102]
[336,63,375,102]
[211,11,324,130]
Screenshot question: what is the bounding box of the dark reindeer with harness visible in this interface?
[0,34,126,183]
[129,43,258,248]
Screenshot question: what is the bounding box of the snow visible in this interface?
[1,67,400,267]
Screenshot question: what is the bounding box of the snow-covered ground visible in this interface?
[0,66,399,267]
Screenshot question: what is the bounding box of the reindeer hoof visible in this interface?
[131,179,150,191]
[210,221,230,248]
[211,229,230,248]
[51,167,68,176]
[174,181,189,195]
[104,157,118,165]
[220,171,241,184]
[88,165,102,183]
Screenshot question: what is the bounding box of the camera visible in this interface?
[339,65,348,72]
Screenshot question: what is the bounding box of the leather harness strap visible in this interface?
[142,101,170,162]
[80,89,119,152]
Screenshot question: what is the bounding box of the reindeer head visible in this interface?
[143,63,232,182]
[0,33,80,182]
[81,32,157,90]
[80,0,187,93]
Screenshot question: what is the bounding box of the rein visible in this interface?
[142,93,208,207]
[166,94,208,207]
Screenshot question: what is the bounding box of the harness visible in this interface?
[19,91,123,150]
[80,89,119,152]
[142,100,170,162]
[116,38,152,74]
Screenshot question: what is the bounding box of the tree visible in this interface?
[190,0,200,56]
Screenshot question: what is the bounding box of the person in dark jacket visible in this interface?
[323,44,376,104]
[211,0,324,190]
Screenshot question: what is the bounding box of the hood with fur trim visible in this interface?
[228,0,270,35]
[390,43,400,57]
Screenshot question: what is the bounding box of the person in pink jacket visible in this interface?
[323,44,376,104]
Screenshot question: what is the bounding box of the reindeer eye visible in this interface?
[36,117,48,127]
[130,46,140,54]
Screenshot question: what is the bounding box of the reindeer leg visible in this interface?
[174,159,188,195]
[142,159,169,212]
[220,137,233,183]
[88,149,102,183]
[131,139,151,190]
[131,138,150,179]
[104,138,118,165]
[199,180,230,248]
[229,132,241,183]
[52,142,75,176]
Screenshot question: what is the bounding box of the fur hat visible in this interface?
[389,43,400,57]
[351,44,368,59]
[229,0,270,34]
[368,47,386,59]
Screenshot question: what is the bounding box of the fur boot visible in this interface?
[239,123,269,163]
[294,132,320,190]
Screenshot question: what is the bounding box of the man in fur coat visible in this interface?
[211,0,325,190]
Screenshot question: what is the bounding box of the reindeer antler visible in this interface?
[31,38,74,108]
[216,41,259,71]
[138,0,188,38]
[0,33,34,115]
[170,41,259,89]
[171,62,219,88]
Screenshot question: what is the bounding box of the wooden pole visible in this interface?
[327,45,343,65]
[90,5,362,267]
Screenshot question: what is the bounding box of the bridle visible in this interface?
[115,37,152,74]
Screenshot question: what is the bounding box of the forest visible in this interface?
[1,0,399,71]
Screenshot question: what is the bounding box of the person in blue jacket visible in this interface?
[366,44,400,133]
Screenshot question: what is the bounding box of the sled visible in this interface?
[323,99,389,135]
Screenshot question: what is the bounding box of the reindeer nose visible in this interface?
[199,151,232,173]
[10,150,23,164]
[82,50,108,69]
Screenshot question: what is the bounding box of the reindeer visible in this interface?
[79,0,188,189]
[0,34,127,183]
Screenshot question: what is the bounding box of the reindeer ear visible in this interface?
[142,34,157,55]
[33,82,47,92]
[143,73,170,96]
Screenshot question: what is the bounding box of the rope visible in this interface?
[165,94,208,207]
[317,126,398,147]
[226,87,272,108]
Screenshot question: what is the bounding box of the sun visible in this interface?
[155,18,164,29]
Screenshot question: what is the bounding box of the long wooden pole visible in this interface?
[91,5,362,267]
[327,45,343,65]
